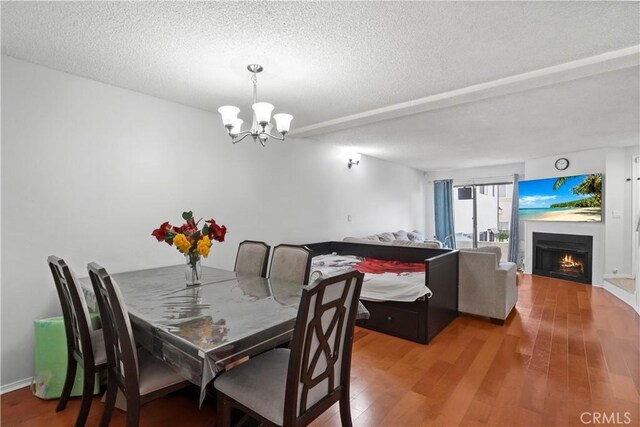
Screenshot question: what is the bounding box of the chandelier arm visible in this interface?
[232,130,253,137]
[260,132,285,141]
[231,132,253,144]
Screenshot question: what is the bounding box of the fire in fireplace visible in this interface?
[559,253,584,275]
[532,233,593,284]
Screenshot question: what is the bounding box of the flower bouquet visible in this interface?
[152,211,227,286]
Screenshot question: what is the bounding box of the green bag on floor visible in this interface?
[32,315,101,399]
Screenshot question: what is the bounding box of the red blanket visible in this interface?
[354,258,426,275]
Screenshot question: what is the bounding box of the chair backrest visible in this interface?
[48,256,94,365]
[234,240,271,277]
[283,270,364,424]
[268,244,312,284]
[87,262,139,391]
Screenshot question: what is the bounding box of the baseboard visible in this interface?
[602,280,639,315]
[603,273,634,279]
[1,377,32,394]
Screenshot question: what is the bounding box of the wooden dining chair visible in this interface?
[48,256,107,427]
[234,240,271,277]
[268,244,312,285]
[87,262,189,427]
[215,270,364,427]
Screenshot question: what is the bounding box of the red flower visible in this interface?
[152,222,172,243]
[206,219,227,242]
[154,213,227,250]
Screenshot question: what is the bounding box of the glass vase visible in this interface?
[185,253,202,287]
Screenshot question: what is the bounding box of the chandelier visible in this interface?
[218,64,293,147]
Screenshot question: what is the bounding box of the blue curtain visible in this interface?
[434,179,456,248]
[508,174,519,264]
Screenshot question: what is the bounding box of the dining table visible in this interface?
[80,264,368,405]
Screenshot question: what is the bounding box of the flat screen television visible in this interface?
[518,174,603,222]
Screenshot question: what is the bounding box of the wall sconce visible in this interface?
[345,150,361,169]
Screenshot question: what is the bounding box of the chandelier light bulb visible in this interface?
[273,113,293,134]
[252,102,274,126]
[218,106,240,128]
[230,119,243,135]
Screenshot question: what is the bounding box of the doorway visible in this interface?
[453,182,514,262]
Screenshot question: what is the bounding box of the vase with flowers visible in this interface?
[152,211,227,286]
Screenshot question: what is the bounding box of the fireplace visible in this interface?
[532,232,593,284]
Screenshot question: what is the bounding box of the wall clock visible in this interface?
[555,158,569,171]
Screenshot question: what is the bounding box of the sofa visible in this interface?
[458,246,517,324]
[343,230,443,249]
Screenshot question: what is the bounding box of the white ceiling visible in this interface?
[316,66,640,170]
[2,1,639,171]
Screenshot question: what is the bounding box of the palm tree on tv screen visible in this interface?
[550,174,602,208]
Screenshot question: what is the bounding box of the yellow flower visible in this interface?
[173,233,191,254]
[197,236,211,257]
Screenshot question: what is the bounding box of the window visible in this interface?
[453,182,513,261]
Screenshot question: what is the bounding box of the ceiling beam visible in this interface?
[291,45,640,138]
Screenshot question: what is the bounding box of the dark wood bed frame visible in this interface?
[305,241,459,344]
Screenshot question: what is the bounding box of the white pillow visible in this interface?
[393,240,440,249]
[343,237,390,246]
[393,230,409,240]
[407,230,425,242]
[377,232,395,242]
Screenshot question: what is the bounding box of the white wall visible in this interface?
[523,147,634,281]
[624,145,640,277]
[0,56,426,387]
[523,221,605,285]
[633,151,640,313]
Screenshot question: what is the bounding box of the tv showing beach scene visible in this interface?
[518,174,603,222]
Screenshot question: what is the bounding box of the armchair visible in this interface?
[458,246,517,324]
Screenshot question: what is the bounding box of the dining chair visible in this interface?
[87,262,189,427]
[48,255,107,427]
[268,244,312,284]
[214,269,364,427]
[234,240,271,277]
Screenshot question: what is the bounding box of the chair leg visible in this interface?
[339,392,353,427]
[216,393,231,427]
[99,374,118,427]
[75,364,95,427]
[56,358,77,412]
[125,394,140,427]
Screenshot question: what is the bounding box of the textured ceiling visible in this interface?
[317,66,640,171]
[2,1,639,170]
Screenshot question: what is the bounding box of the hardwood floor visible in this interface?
[2,274,638,426]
